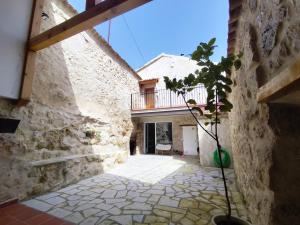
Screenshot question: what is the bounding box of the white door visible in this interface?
[183,126,198,155]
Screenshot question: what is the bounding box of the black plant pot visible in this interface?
[211,215,251,225]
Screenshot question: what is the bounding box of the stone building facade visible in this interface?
[0,0,140,201]
[229,1,300,225]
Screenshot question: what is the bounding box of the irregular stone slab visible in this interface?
[179,199,199,209]
[48,208,72,218]
[158,196,179,208]
[133,215,144,222]
[111,184,126,190]
[110,215,133,225]
[74,203,96,211]
[90,199,104,204]
[105,198,126,204]
[147,195,161,203]
[80,217,100,225]
[171,212,185,222]
[67,195,81,201]
[153,209,171,218]
[44,196,66,205]
[124,202,152,211]
[109,207,122,215]
[154,205,186,214]
[36,192,60,201]
[144,215,168,223]
[123,210,142,214]
[77,190,94,196]
[101,190,117,198]
[83,208,99,217]
[133,197,148,203]
[113,201,131,209]
[180,217,194,225]
[186,212,200,222]
[95,203,114,210]
[116,190,127,198]
[22,199,52,212]
[145,189,165,195]
[60,188,81,195]
[65,212,84,223]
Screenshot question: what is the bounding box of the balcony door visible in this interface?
[145,122,173,154]
[145,88,155,109]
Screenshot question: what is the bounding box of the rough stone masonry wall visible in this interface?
[0,0,139,201]
[229,1,300,225]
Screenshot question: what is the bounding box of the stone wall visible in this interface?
[229,1,300,225]
[0,0,139,201]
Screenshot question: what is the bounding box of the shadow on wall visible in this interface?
[269,104,300,225]
[0,1,108,201]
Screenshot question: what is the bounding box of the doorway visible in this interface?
[144,88,155,109]
[182,126,199,155]
[145,123,155,154]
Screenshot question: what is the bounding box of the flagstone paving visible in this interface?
[22,155,251,225]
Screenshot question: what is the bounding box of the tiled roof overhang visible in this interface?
[138,78,159,86]
[227,0,243,55]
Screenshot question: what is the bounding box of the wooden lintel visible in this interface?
[18,0,45,104]
[257,57,300,102]
[29,0,152,51]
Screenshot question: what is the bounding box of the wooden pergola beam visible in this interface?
[19,0,45,104]
[257,56,300,102]
[29,0,151,51]
[86,0,96,10]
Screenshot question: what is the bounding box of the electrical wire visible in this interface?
[122,15,146,64]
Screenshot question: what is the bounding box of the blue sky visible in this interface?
[68,0,229,70]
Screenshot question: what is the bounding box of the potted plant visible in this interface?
[164,38,250,225]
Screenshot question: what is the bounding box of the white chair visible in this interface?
[156,144,172,155]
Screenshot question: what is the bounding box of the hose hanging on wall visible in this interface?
[213,147,231,168]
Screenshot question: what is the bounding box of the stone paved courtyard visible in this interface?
[22,155,250,225]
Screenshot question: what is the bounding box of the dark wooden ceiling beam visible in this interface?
[86,0,96,10]
[29,0,151,51]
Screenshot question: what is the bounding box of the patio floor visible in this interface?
[22,155,250,225]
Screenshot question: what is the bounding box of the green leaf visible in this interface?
[192,106,203,115]
[208,38,216,47]
[234,59,242,70]
[187,99,197,105]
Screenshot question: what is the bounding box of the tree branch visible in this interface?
[181,93,216,141]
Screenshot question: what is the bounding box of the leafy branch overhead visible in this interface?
[164,38,242,124]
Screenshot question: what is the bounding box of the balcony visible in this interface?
[131,85,207,114]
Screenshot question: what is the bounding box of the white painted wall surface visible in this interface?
[0,0,33,99]
[137,54,200,90]
[198,117,233,168]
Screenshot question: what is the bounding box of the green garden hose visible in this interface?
[213,147,231,168]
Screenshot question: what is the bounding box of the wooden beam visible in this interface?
[19,0,45,104]
[86,0,95,10]
[29,0,151,51]
[257,56,300,102]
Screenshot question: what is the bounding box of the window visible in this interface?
[156,122,172,144]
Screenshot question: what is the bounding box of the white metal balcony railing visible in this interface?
[131,85,207,111]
